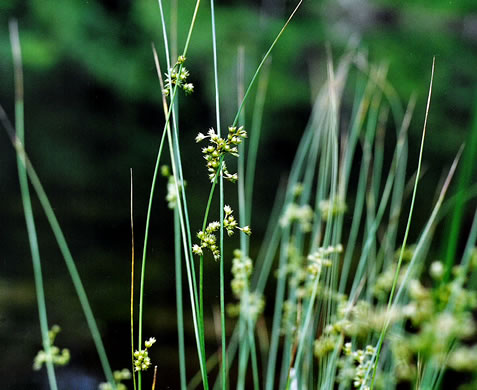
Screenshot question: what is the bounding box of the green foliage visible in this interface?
[2,1,477,389]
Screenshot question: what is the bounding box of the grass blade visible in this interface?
[9,19,59,390]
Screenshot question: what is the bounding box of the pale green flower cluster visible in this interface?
[339,343,376,390]
[98,368,131,390]
[388,256,477,381]
[318,197,347,220]
[133,337,156,372]
[314,333,341,358]
[307,244,343,277]
[195,126,247,183]
[224,205,251,237]
[163,56,194,96]
[33,325,70,371]
[281,299,298,336]
[313,246,477,387]
[276,240,306,288]
[342,300,402,337]
[193,207,250,260]
[448,346,477,371]
[227,250,264,320]
[193,221,220,260]
[280,243,344,337]
[280,203,314,232]
[227,291,265,321]
[373,245,415,299]
[161,165,185,209]
[230,249,253,298]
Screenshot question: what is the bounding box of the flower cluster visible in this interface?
[224,205,251,237]
[193,207,251,260]
[280,203,314,232]
[98,369,131,390]
[193,221,220,260]
[33,325,70,371]
[227,291,265,321]
[133,337,156,372]
[306,244,343,277]
[230,249,253,298]
[195,126,247,183]
[163,56,194,96]
[317,246,477,386]
[281,299,299,336]
[340,343,376,390]
[373,245,415,299]
[161,165,185,209]
[227,249,264,320]
[318,197,347,220]
[314,333,340,358]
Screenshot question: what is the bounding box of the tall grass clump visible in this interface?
[2,1,477,389]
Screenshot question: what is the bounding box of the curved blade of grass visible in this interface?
[151,41,206,388]
[387,57,435,314]
[245,57,271,227]
[156,2,208,383]
[370,57,435,389]
[130,169,137,390]
[447,209,477,310]
[231,0,303,128]
[0,107,116,389]
[139,1,206,387]
[174,207,187,390]
[191,4,303,386]
[366,145,463,390]
[209,1,228,388]
[8,19,58,390]
[265,226,291,390]
[292,53,341,380]
[442,90,477,281]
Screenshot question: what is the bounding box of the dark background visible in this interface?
[1,0,476,388]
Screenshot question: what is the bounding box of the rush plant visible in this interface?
[2,1,477,390]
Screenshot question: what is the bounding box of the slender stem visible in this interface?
[9,19,59,390]
[130,169,137,390]
[174,208,187,389]
[0,108,116,387]
[155,4,208,386]
[387,57,434,311]
[371,57,435,389]
[247,314,260,390]
[138,123,168,349]
[231,0,303,128]
[245,58,271,226]
[236,46,249,390]
[209,1,227,388]
[152,366,158,390]
[139,0,202,365]
[265,227,290,390]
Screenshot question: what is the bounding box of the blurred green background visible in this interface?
[1,0,476,388]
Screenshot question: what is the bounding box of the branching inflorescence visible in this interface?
[196,126,247,183]
[133,337,156,372]
[162,55,194,96]
[33,325,70,371]
[193,206,251,261]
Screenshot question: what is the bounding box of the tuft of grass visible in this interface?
[3,2,477,390]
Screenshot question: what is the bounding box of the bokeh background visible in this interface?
[1,0,476,388]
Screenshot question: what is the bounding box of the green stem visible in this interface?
[371,57,435,389]
[130,170,137,390]
[9,20,59,390]
[0,110,116,388]
[175,208,187,389]
[155,2,208,384]
[231,0,303,128]
[209,1,227,388]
